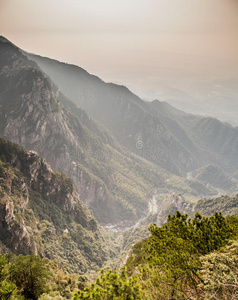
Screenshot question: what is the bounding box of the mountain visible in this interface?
[1,36,238,292]
[27,52,238,179]
[0,138,115,273]
[148,100,238,176]
[0,36,216,227]
[26,53,199,176]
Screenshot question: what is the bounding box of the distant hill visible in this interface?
[194,164,237,191]
[147,100,238,176]
[195,194,238,217]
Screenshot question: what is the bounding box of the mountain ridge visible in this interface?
[26,51,199,175]
[26,49,238,178]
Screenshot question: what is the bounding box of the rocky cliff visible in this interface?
[0,138,115,273]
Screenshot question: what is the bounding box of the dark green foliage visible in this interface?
[0,138,116,274]
[0,253,82,299]
[75,211,236,300]
[0,254,20,299]
[1,209,236,300]
[0,138,25,163]
[1,38,238,299]
[125,240,148,275]
[73,268,145,300]
[9,254,51,300]
[227,215,238,237]
[124,211,235,299]
[149,211,233,257]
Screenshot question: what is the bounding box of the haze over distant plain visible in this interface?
[1,0,238,124]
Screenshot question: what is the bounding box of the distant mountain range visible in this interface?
[27,48,238,178]
[0,36,238,229]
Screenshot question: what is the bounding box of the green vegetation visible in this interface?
[1,140,238,298]
[73,268,145,300]
[9,254,51,300]
[0,253,88,300]
[1,209,238,299]
[0,138,117,274]
[0,254,51,299]
[78,212,238,300]
[2,37,238,300]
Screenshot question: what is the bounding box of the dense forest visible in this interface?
[1,211,238,299]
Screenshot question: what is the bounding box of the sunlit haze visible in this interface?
[1,0,238,123]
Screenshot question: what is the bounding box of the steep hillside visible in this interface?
[0,138,115,273]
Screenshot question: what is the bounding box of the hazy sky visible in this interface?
[1,0,238,102]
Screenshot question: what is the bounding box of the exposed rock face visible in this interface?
[0,138,113,272]
[1,173,32,255]
[170,193,192,213]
